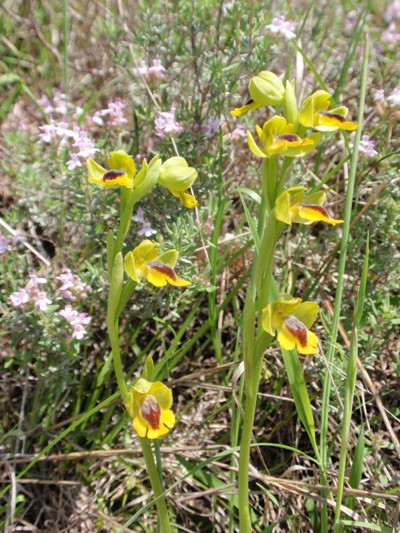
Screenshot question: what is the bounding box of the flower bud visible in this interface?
[249,71,285,107]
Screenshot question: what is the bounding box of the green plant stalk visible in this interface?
[333,327,358,532]
[140,438,172,533]
[238,159,279,532]
[319,35,370,529]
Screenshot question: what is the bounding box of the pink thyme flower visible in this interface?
[358,134,378,158]
[59,305,92,340]
[385,0,400,22]
[148,58,166,79]
[133,60,149,77]
[9,288,30,309]
[92,99,128,127]
[0,235,9,254]
[56,268,90,301]
[67,127,99,170]
[9,274,51,311]
[387,87,400,107]
[202,117,221,137]
[381,23,400,45]
[266,15,296,40]
[155,106,183,137]
[133,208,157,237]
[374,89,385,104]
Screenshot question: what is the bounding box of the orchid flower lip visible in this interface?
[147,261,178,281]
[140,395,161,430]
[102,169,126,181]
[284,316,308,348]
[275,133,300,142]
[300,203,331,217]
[319,111,346,122]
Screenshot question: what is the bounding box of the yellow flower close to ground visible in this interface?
[262,296,320,355]
[125,378,175,440]
[299,90,359,132]
[275,187,344,226]
[124,240,190,288]
[87,150,140,188]
[246,116,321,158]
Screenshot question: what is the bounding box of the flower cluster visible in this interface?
[155,106,183,137]
[231,70,354,355]
[9,274,51,311]
[133,58,166,80]
[56,268,90,301]
[58,305,92,340]
[87,150,198,208]
[265,14,296,40]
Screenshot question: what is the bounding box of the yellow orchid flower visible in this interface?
[159,157,198,208]
[275,187,344,226]
[299,90,359,132]
[125,378,175,440]
[246,116,322,158]
[87,150,139,188]
[231,71,285,117]
[124,240,190,288]
[262,296,320,355]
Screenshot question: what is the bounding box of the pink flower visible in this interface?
[59,305,92,340]
[133,60,149,77]
[374,89,385,104]
[385,0,400,22]
[148,58,166,79]
[0,235,9,254]
[33,291,52,311]
[387,87,400,107]
[381,23,400,45]
[358,134,378,158]
[56,268,90,301]
[92,99,128,127]
[133,208,157,237]
[266,15,296,40]
[9,288,30,309]
[202,117,221,137]
[155,106,183,137]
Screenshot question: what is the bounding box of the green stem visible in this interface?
[107,316,128,399]
[62,0,69,98]
[238,352,264,532]
[140,438,172,533]
[319,35,369,529]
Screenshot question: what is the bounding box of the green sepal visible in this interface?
[283,79,298,127]
[131,155,161,204]
[142,356,155,381]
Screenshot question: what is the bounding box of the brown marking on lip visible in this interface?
[140,395,161,430]
[319,111,346,123]
[284,316,308,347]
[102,169,126,181]
[274,134,300,143]
[300,204,330,218]
[245,98,254,105]
[147,261,177,281]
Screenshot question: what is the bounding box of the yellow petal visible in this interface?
[292,204,343,225]
[107,150,136,180]
[246,130,267,158]
[230,100,261,117]
[132,415,148,438]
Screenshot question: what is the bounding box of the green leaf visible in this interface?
[106,229,115,282]
[281,349,318,456]
[107,252,124,322]
[239,191,260,252]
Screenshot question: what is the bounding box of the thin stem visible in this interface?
[140,439,172,533]
[319,34,369,528]
[62,0,69,98]
[107,317,128,399]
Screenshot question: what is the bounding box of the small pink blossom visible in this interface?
[67,127,99,170]
[387,87,400,107]
[266,15,296,40]
[133,208,157,237]
[374,89,385,104]
[202,117,221,137]
[381,23,400,45]
[9,288,30,309]
[59,305,92,340]
[56,268,90,301]
[225,124,247,142]
[133,60,149,77]
[358,134,378,158]
[33,291,52,311]
[92,99,128,127]
[155,106,183,137]
[385,0,400,22]
[0,235,9,254]
[148,58,166,79]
